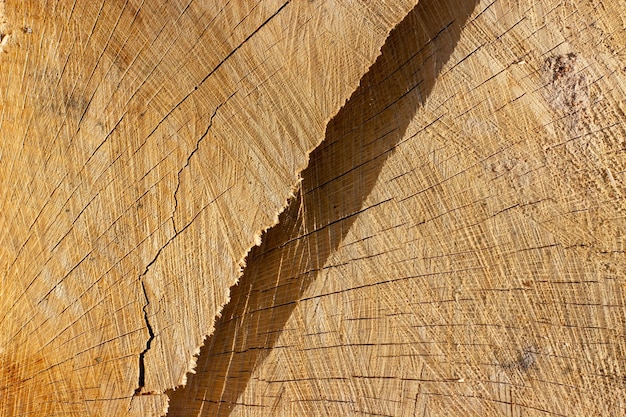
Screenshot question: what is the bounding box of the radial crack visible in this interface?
[135,280,155,395]
[133,238,168,395]
[171,92,237,232]
[133,91,237,395]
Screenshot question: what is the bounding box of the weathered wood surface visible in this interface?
[3,0,626,416]
[0,1,417,415]
[169,0,626,416]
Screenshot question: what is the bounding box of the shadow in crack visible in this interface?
[167,0,479,414]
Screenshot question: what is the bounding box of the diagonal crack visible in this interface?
[171,92,237,233]
[135,280,155,395]
[133,92,235,396]
[165,0,479,413]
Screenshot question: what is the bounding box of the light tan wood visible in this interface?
[168,0,626,415]
[0,1,418,415]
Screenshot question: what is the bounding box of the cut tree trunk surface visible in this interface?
[0,1,417,415]
[2,0,626,416]
[168,0,626,416]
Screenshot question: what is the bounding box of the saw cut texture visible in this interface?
[0,1,418,415]
[168,0,626,415]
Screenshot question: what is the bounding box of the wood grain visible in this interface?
[0,1,417,415]
[167,0,626,415]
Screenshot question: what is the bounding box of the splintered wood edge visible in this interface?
[0,2,420,414]
[175,3,422,393]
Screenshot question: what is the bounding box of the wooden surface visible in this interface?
[0,1,416,415]
[170,0,626,415]
[2,0,626,416]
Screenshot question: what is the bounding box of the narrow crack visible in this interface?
[166,0,480,412]
[135,280,154,395]
[196,1,290,88]
[131,0,291,405]
[171,91,237,233]
[133,92,236,396]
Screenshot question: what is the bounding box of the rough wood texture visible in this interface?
[3,0,626,416]
[0,1,417,415]
[169,0,626,415]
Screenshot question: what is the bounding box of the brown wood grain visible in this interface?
[0,1,417,415]
[2,0,626,416]
[169,0,626,415]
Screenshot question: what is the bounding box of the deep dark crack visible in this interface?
[135,280,155,394]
